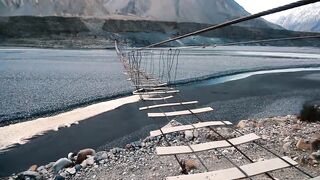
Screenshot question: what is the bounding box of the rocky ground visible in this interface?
[8,115,320,180]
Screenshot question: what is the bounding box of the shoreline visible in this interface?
[0,95,140,151]
[1,70,320,176]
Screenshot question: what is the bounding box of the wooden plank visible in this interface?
[148,107,213,118]
[150,121,232,137]
[167,167,244,180]
[140,101,198,111]
[143,87,174,91]
[242,156,298,176]
[229,133,260,145]
[137,83,168,88]
[156,133,260,156]
[166,156,297,180]
[133,90,179,95]
[143,95,174,101]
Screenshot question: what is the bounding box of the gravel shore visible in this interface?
[10,115,320,180]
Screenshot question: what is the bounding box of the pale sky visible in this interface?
[235,0,297,21]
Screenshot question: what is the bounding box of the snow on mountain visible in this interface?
[270,2,320,32]
[0,0,279,29]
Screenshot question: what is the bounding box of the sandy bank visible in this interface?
[0,95,140,151]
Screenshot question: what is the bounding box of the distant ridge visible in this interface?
[0,0,281,29]
[270,2,320,32]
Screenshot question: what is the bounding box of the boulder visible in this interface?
[76,148,96,164]
[28,165,38,172]
[53,158,73,174]
[296,139,311,151]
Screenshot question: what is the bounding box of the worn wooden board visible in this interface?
[150,121,232,137]
[140,101,198,111]
[133,90,179,95]
[148,107,213,118]
[167,156,297,180]
[156,133,260,156]
[143,95,174,101]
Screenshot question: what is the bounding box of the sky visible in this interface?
[235,0,297,21]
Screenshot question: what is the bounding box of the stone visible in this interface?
[85,156,95,165]
[19,171,41,180]
[237,120,248,129]
[310,138,320,152]
[193,130,199,138]
[237,120,256,129]
[181,159,198,173]
[125,144,133,150]
[75,164,82,172]
[162,119,182,129]
[45,162,55,169]
[261,135,270,140]
[283,136,290,143]
[94,151,108,162]
[65,167,76,175]
[54,174,65,180]
[291,124,302,131]
[68,152,77,161]
[283,142,291,153]
[76,148,96,164]
[110,147,122,154]
[53,158,73,174]
[28,165,38,172]
[296,139,310,151]
[184,130,194,140]
[310,150,320,161]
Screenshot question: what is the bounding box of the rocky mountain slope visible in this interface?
[0,16,319,48]
[271,2,320,32]
[0,0,279,29]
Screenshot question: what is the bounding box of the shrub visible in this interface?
[300,103,320,122]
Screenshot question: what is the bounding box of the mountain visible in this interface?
[0,0,280,29]
[270,2,320,32]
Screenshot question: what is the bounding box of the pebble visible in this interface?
[52,158,73,174]
[85,156,95,165]
[65,167,76,175]
[18,171,42,180]
[28,165,38,172]
[283,142,291,153]
[184,130,194,140]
